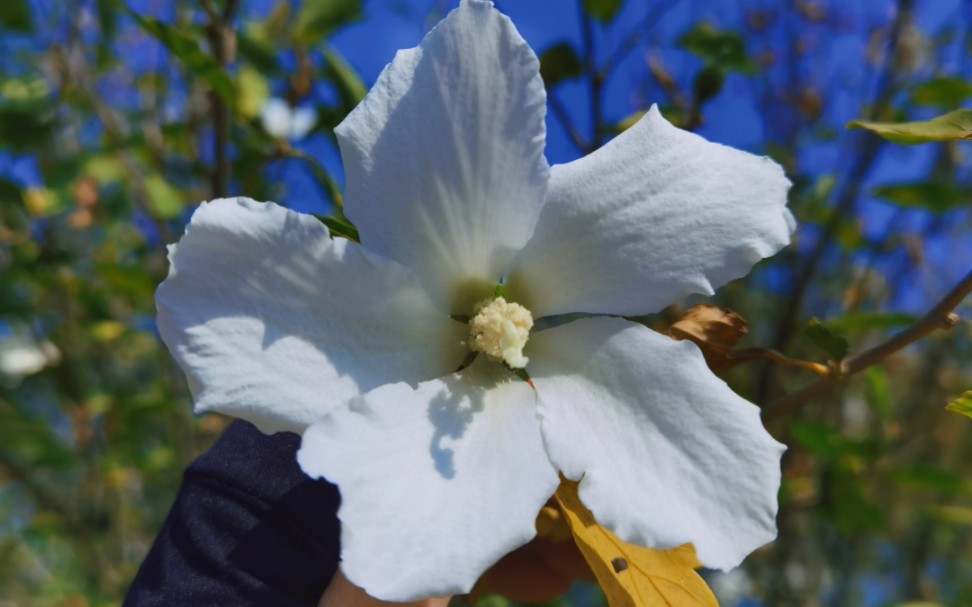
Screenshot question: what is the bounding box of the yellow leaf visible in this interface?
[945,390,972,420]
[555,481,718,607]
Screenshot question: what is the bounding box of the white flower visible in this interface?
[156,0,794,602]
[260,97,317,141]
[0,324,60,388]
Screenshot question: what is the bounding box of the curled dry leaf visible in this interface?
[668,304,749,369]
[555,480,718,607]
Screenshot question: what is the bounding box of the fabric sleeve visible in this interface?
[123,420,341,606]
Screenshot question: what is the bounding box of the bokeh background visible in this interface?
[1,0,971,605]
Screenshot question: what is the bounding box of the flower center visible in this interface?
[468,297,534,369]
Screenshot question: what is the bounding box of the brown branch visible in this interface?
[578,0,603,152]
[758,0,915,402]
[205,0,238,198]
[762,268,972,422]
[597,1,684,82]
[717,347,831,376]
[547,90,589,154]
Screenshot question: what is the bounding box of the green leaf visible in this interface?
[237,30,281,74]
[0,103,54,151]
[866,367,892,418]
[692,65,725,104]
[678,23,756,74]
[236,66,270,120]
[890,465,967,495]
[791,422,853,457]
[912,77,972,109]
[0,178,22,203]
[323,48,367,110]
[293,0,363,45]
[130,13,235,105]
[539,42,583,88]
[847,109,972,144]
[313,214,360,242]
[582,0,624,24]
[945,391,972,420]
[874,181,972,213]
[805,317,849,361]
[144,174,184,219]
[0,0,31,33]
[928,506,972,527]
[823,312,917,334]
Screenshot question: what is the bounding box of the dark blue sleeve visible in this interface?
[123,420,341,607]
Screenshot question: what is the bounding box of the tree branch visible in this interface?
[205,0,238,198]
[758,0,915,401]
[597,1,683,82]
[547,90,589,154]
[762,268,972,422]
[578,1,602,152]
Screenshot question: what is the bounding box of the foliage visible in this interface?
[848,109,972,144]
[0,0,970,606]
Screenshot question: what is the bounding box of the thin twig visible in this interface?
[762,268,972,422]
[597,0,683,81]
[205,0,238,198]
[547,90,589,154]
[578,0,602,152]
[718,347,832,376]
[758,0,915,401]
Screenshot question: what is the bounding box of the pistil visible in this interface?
[468,297,534,369]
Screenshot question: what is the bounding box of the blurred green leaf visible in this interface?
[95,0,119,65]
[890,465,968,495]
[928,506,972,527]
[293,0,362,45]
[0,75,49,102]
[945,391,972,420]
[847,109,972,144]
[144,175,184,219]
[582,0,624,24]
[911,77,972,109]
[874,181,972,213]
[0,0,31,32]
[0,103,54,151]
[792,422,860,458]
[678,23,756,74]
[237,66,270,120]
[237,30,281,74]
[539,42,583,88]
[823,312,917,334]
[866,367,892,418]
[0,178,22,203]
[692,65,725,104]
[323,48,367,109]
[130,13,236,105]
[805,317,850,361]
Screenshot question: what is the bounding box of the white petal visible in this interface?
[156,197,466,434]
[298,359,559,602]
[527,317,785,570]
[507,105,793,317]
[336,0,548,312]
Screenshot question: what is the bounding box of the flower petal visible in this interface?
[527,317,785,570]
[336,0,548,312]
[297,359,559,602]
[507,105,793,318]
[156,198,466,434]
